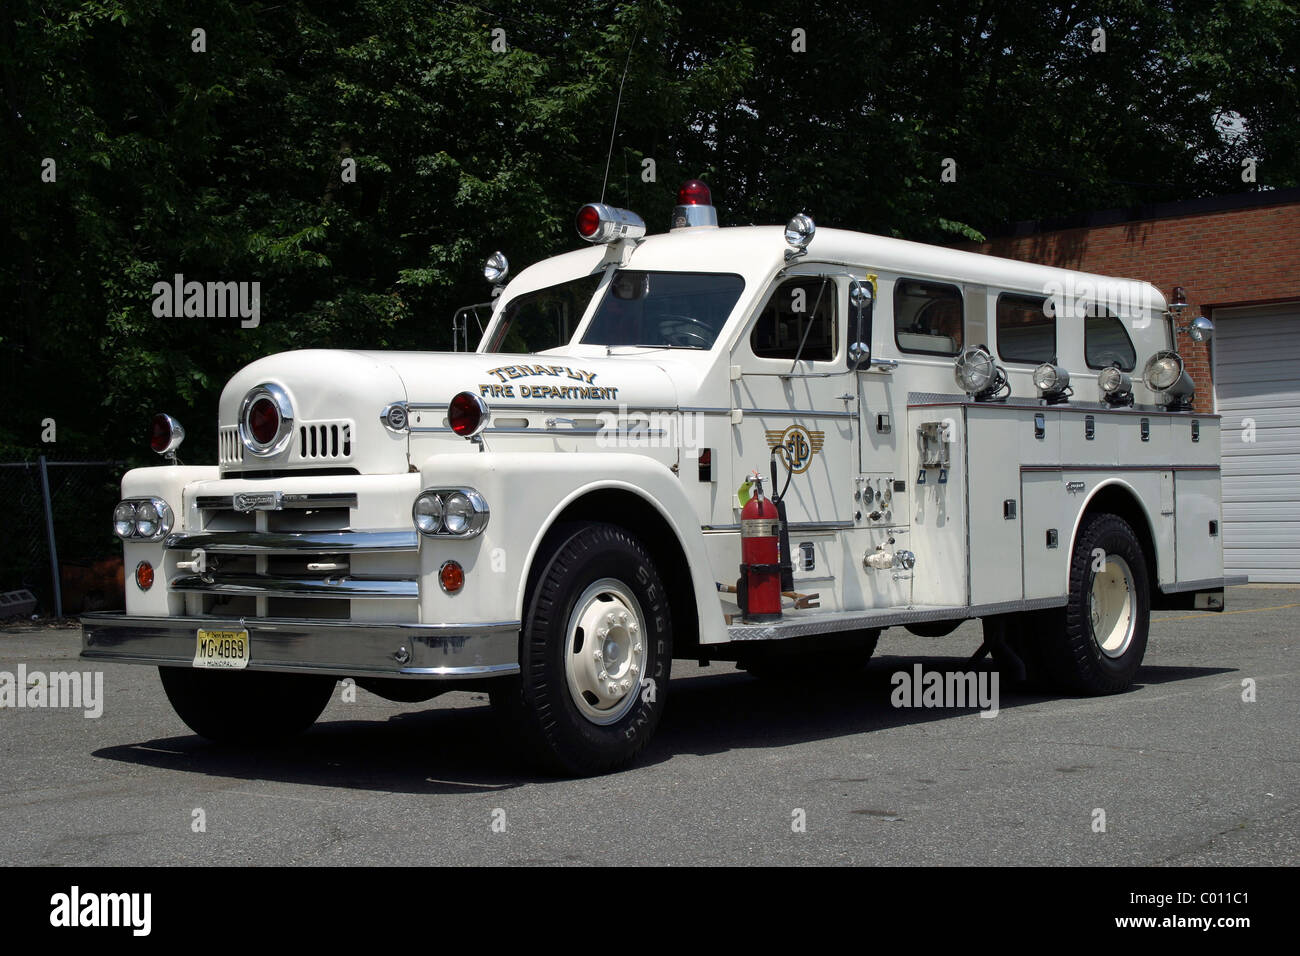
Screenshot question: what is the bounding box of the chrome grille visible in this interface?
[297,421,353,461]
[219,426,243,465]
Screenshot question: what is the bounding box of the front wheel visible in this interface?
[158,667,337,743]
[1039,513,1151,694]
[491,523,672,776]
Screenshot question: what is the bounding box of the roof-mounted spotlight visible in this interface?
[1143,349,1195,411]
[1098,365,1134,407]
[575,203,646,244]
[483,251,509,285]
[1033,363,1072,405]
[954,345,1008,402]
[1178,314,1215,343]
[784,213,815,261]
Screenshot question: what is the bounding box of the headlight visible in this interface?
[113,501,138,539]
[1142,350,1184,391]
[412,492,444,535]
[411,488,489,538]
[954,346,995,394]
[443,493,473,534]
[113,497,172,541]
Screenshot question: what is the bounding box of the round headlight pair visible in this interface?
[412,489,489,538]
[113,497,173,541]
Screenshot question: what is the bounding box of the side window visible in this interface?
[750,276,837,361]
[996,293,1056,363]
[1085,311,1138,370]
[894,279,963,355]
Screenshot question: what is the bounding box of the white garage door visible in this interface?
[1215,303,1300,582]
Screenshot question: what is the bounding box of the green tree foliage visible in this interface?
[1,0,1295,464]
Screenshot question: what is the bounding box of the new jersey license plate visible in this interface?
[193,628,250,669]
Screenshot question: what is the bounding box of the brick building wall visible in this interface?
[963,191,1300,412]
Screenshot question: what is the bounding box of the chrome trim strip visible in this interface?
[1021,465,1220,473]
[1159,575,1248,594]
[726,596,1067,641]
[169,573,419,599]
[702,520,855,533]
[196,492,358,510]
[738,408,858,420]
[80,612,521,679]
[165,530,419,553]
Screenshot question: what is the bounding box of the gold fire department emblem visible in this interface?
[765,425,825,474]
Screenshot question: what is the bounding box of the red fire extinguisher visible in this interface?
[739,476,783,623]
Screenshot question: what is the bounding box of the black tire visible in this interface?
[490,523,672,776]
[1039,513,1150,694]
[739,629,880,681]
[158,667,337,743]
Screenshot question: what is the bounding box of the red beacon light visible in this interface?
[149,412,185,462]
[670,179,718,230]
[574,203,647,243]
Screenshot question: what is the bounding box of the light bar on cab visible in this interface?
[575,203,647,243]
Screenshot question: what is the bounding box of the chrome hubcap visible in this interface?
[564,578,648,725]
[1090,553,1135,658]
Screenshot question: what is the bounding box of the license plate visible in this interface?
[193,628,250,669]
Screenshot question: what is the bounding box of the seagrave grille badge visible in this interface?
[233,491,283,512]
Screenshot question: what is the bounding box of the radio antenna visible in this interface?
[600,27,640,205]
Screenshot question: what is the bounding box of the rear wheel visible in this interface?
[158,667,336,743]
[1039,513,1150,694]
[490,523,671,776]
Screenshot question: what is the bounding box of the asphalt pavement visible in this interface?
[1,585,1295,865]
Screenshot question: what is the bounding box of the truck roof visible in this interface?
[509,224,1166,312]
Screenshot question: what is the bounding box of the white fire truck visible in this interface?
[82,181,1240,775]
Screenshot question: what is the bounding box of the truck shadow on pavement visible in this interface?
[92,655,1233,789]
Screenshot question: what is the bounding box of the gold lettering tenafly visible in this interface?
[485,365,597,384]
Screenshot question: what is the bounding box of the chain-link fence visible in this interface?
[0,459,125,619]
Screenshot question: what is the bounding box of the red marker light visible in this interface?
[150,414,173,453]
[576,204,601,239]
[448,391,488,438]
[248,397,280,444]
[439,560,465,594]
[135,561,155,591]
[677,179,711,206]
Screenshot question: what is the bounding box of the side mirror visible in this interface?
[849,279,874,370]
[849,281,874,311]
[1187,315,1214,343]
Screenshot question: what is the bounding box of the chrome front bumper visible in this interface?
[80,612,520,679]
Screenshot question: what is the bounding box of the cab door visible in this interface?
[729,270,857,529]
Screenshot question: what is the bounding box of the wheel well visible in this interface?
[532,490,701,659]
[1080,484,1158,586]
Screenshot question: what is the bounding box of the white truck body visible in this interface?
[83,191,1237,772]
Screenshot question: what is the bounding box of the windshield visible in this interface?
[486,273,604,353]
[581,270,745,349]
